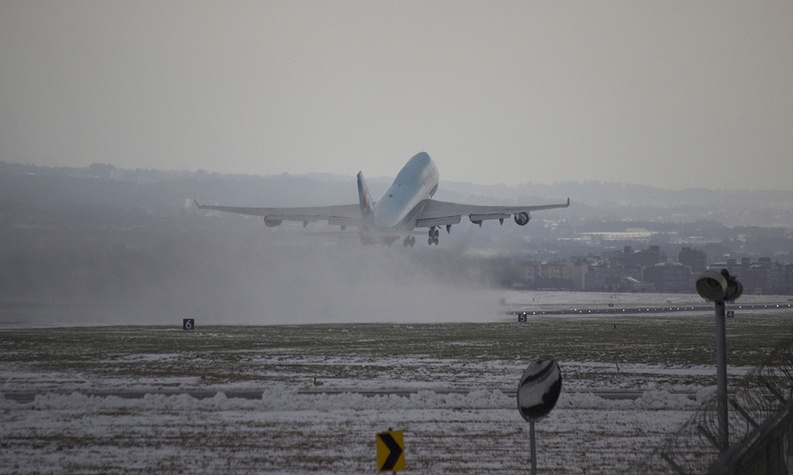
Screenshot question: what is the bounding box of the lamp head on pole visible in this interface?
[696,269,743,303]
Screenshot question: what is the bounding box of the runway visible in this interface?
[509,302,792,317]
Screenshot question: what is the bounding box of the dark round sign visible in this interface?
[517,357,562,422]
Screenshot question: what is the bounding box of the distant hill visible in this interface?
[2,161,791,227]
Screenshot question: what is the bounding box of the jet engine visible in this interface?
[514,212,531,226]
[264,217,282,227]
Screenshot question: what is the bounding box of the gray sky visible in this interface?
[2,1,791,190]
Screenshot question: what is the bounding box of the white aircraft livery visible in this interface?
[195,152,570,247]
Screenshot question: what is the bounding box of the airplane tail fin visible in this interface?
[357,172,376,228]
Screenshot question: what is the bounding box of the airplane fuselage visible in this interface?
[372,152,438,230]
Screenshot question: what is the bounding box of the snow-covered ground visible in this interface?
[0,387,700,474]
[1,293,792,474]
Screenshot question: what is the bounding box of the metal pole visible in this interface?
[530,420,537,475]
[714,300,729,450]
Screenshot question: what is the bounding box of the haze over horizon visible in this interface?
[2,2,791,191]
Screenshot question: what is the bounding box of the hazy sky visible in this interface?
[2,1,791,190]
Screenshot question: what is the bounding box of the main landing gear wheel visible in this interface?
[403,236,416,247]
[427,227,440,246]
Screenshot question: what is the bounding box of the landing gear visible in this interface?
[403,235,416,247]
[427,227,440,246]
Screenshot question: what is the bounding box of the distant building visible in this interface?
[678,247,707,275]
[631,245,665,268]
[586,264,609,291]
[711,257,791,295]
[621,275,653,292]
[516,260,588,290]
[643,262,692,293]
[517,249,791,295]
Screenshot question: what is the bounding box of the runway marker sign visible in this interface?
[376,429,405,472]
[183,319,195,331]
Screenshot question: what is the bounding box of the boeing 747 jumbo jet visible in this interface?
[195,152,570,247]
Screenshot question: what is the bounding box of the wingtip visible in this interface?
[566,197,570,206]
[193,199,201,208]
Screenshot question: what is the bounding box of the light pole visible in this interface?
[695,269,743,451]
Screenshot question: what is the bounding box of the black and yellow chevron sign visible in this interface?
[376,430,405,472]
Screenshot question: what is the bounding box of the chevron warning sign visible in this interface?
[376,430,405,472]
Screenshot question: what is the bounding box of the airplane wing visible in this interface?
[194,200,362,228]
[415,198,570,228]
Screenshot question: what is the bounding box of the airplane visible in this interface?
[194,152,570,247]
